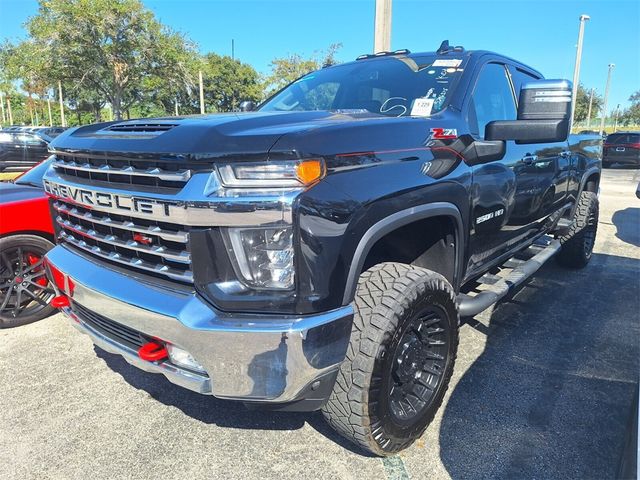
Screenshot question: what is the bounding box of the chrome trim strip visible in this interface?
[521,79,571,90]
[53,201,189,243]
[56,216,190,263]
[43,169,297,227]
[53,158,191,182]
[59,232,193,282]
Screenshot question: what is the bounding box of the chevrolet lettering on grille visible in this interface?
[43,180,172,218]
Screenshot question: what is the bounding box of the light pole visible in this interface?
[0,92,5,125]
[570,14,590,132]
[47,96,53,126]
[613,103,621,132]
[599,63,615,136]
[586,88,594,128]
[199,70,205,115]
[58,81,66,127]
[374,0,392,53]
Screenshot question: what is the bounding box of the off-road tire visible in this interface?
[556,191,599,268]
[322,263,459,456]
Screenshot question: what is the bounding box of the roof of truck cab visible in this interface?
[351,49,544,79]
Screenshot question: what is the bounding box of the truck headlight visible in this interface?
[225,226,294,290]
[216,159,324,188]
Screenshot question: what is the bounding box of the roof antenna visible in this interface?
[437,40,464,55]
[437,40,450,55]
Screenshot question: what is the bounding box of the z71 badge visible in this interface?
[430,127,458,140]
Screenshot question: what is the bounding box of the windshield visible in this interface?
[260,55,466,117]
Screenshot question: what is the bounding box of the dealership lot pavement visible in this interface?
[1,168,639,480]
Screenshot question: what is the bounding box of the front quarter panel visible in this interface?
[295,148,471,312]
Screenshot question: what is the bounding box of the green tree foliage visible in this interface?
[620,90,640,126]
[21,0,198,120]
[201,53,263,112]
[1,0,268,124]
[573,83,603,123]
[265,43,342,96]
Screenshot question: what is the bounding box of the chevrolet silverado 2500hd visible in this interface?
[42,42,601,455]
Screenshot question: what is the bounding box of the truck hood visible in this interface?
[50,110,449,162]
[49,110,400,160]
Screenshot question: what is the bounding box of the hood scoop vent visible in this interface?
[105,122,179,134]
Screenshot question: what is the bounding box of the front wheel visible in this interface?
[322,263,459,456]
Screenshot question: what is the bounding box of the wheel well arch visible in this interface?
[583,172,600,193]
[341,203,464,305]
[0,230,55,244]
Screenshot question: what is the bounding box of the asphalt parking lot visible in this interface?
[1,167,639,480]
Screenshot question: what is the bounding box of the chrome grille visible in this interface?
[53,200,193,283]
[53,157,191,182]
[51,153,199,191]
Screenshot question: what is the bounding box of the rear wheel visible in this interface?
[322,263,458,456]
[0,235,56,327]
[556,191,599,268]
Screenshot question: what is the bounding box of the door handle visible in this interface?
[560,150,572,158]
[522,155,538,165]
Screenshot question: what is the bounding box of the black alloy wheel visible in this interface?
[385,307,450,423]
[0,235,56,327]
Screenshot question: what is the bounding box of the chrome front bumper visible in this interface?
[47,246,353,403]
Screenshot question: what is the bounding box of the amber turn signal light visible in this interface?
[295,159,325,185]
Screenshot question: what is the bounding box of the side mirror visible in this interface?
[486,79,572,144]
[458,135,506,166]
[239,100,256,112]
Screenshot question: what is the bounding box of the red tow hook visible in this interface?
[138,341,168,362]
[51,295,70,308]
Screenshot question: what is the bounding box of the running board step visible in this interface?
[457,239,561,317]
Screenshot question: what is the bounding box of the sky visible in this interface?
[1,0,639,110]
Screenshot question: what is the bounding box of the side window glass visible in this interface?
[468,63,517,138]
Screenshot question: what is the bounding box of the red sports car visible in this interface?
[0,159,56,327]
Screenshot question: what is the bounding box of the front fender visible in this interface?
[295,158,471,312]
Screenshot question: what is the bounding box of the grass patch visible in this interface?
[0,172,20,181]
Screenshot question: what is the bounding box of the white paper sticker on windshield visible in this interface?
[411,97,434,117]
[432,59,462,67]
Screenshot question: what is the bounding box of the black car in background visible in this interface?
[0,127,66,172]
[603,131,640,167]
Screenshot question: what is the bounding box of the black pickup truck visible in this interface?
[42,42,601,456]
